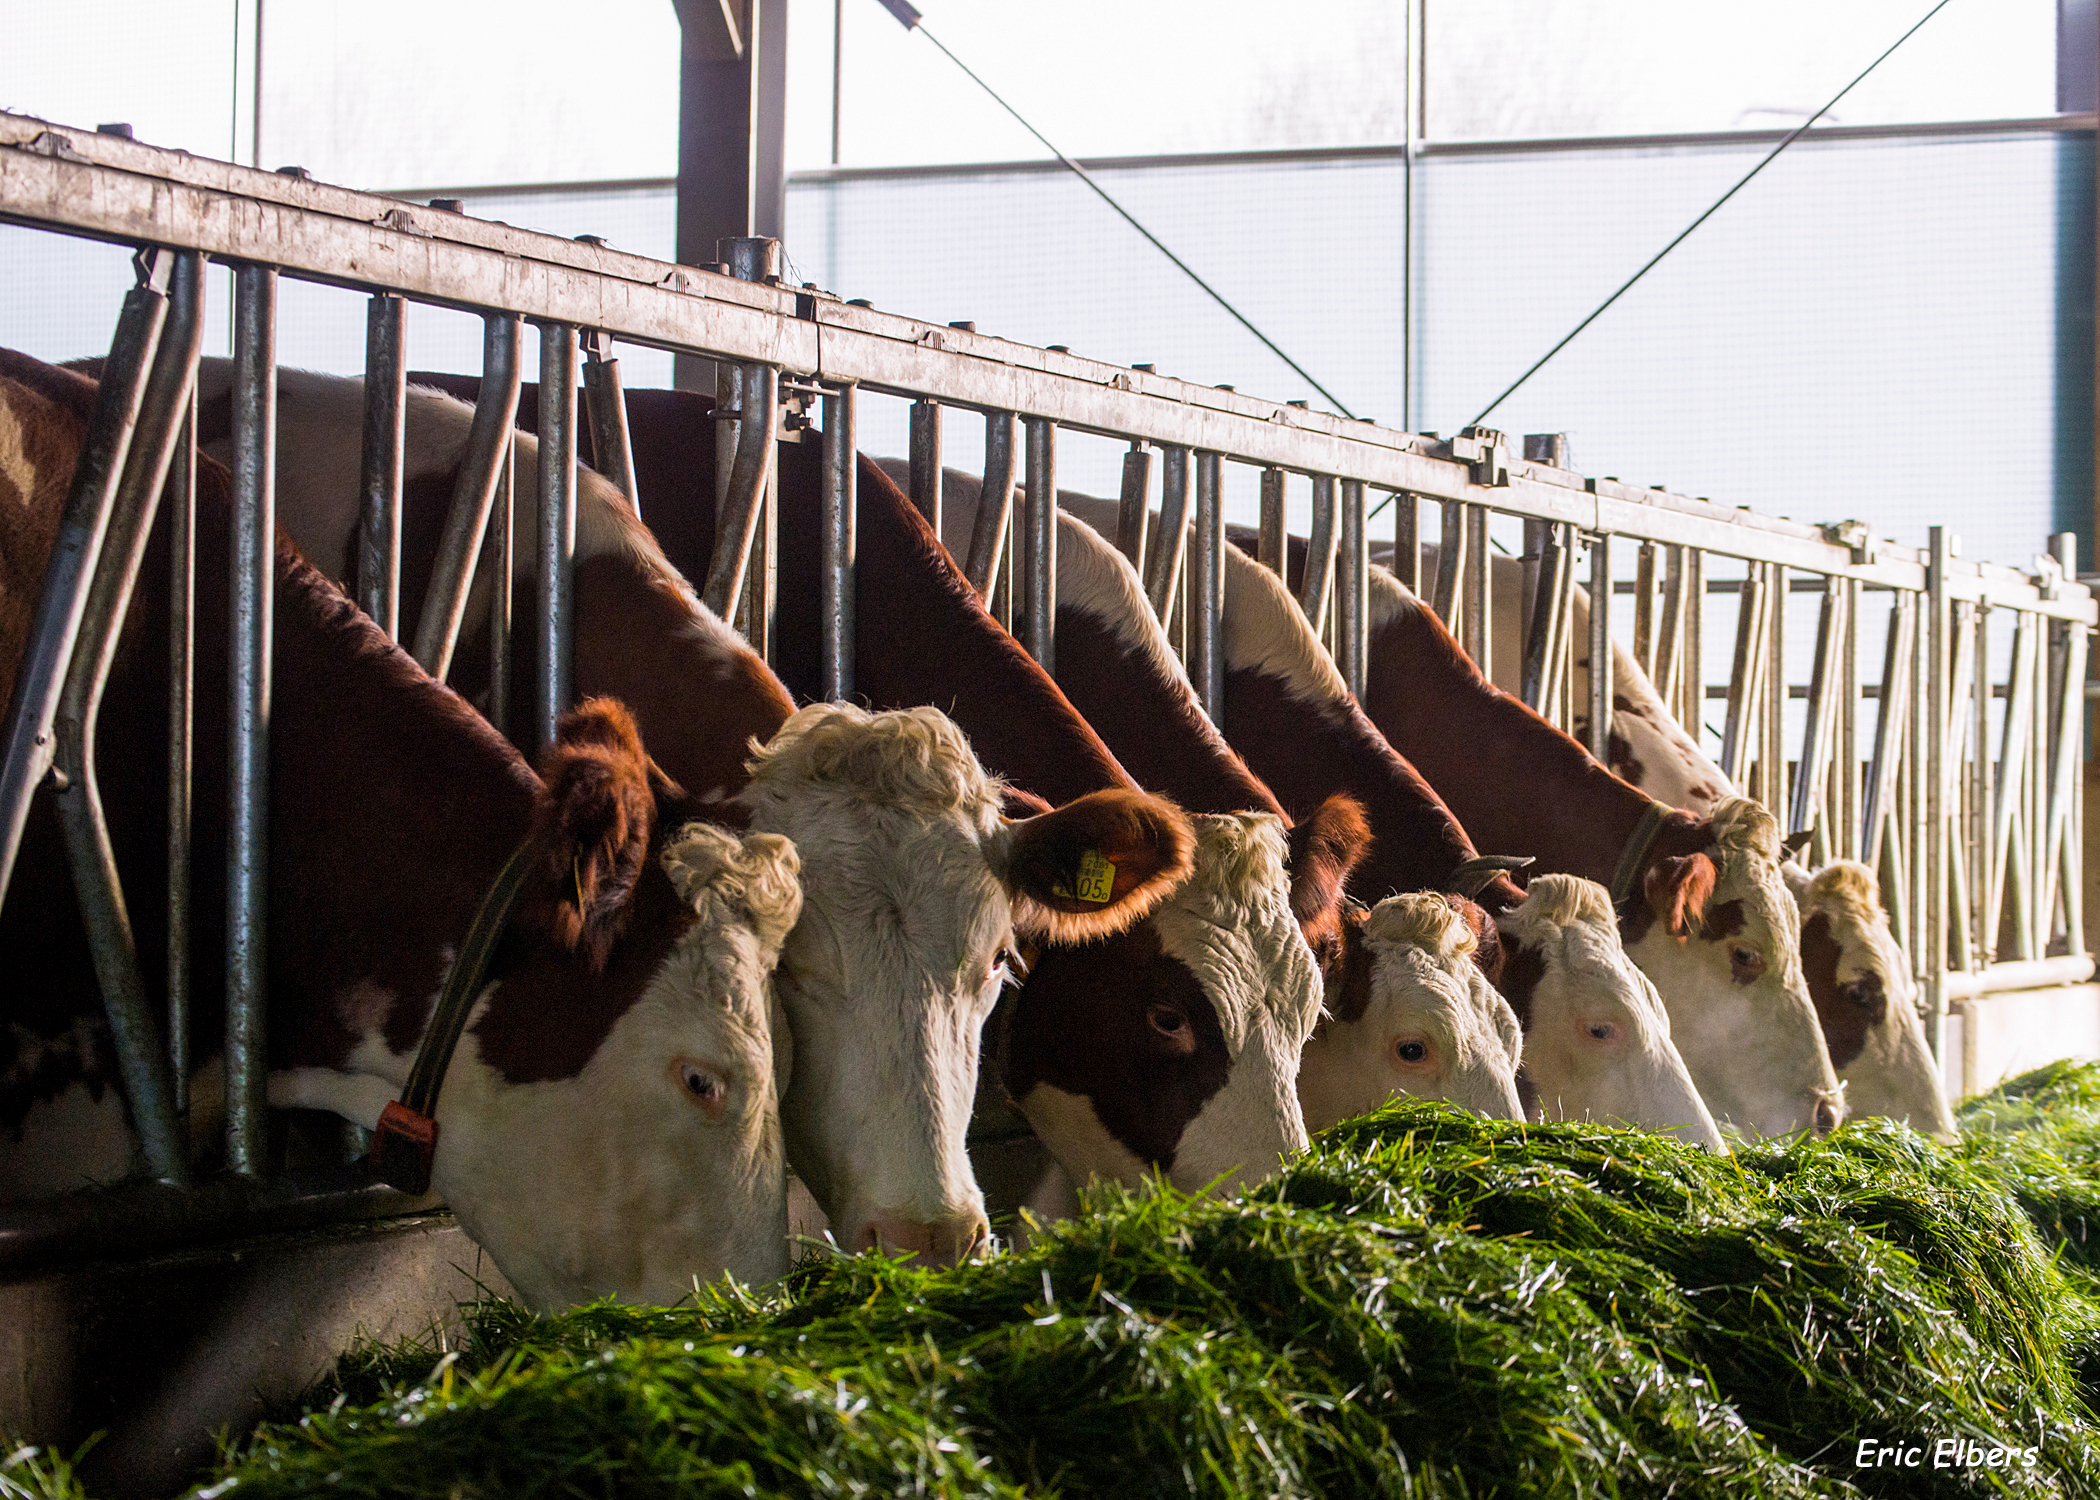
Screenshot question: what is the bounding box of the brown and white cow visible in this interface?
[192,362,1195,1264]
[2,351,800,1309]
[1356,565,1843,1140]
[919,469,1717,1144]
[1431,547,1950,1134]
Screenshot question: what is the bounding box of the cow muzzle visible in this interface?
[854,1211,991,1267]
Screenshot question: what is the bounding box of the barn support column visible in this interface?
[673,0,788,393]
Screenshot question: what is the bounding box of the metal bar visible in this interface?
[52,249,203,1187]
[908,398,942,535]
[1301,476,1339,637]
[486,447,514,741]
[1519,522,1566,711]
[0,248,172,906]
[967,412,1018,597]
[819,384,857,702]
[1429,497,1463,628]
[1971,604,1992,962]
[1462,502,1490,675]
[1144,445,1190,623]
[1392,493,1420,596]
[357,292,406,639]
[1681,549,1705,741]
[1022,417,1057,673]
[1864,595,1915,862]
[1338,479,1368,697]
[1520,517,1546,651]
[1839,576,1861,860]
[1719,564,1766,784]
[699,361,780,623]
[166,386,195,1118]
[2052,618,2089,954]
[1925,527,1952,1058]
[715,359,740,519]
[1588,534,1612,762]
[1943,954,2097,999]
[411,313,521,681]
[1191,451,1225,716]
[1633,540,1658,679]
[1988,614,2036,956]
[1763,564,1788,815]
[1257,466,1286,577]
[1115,442,1151,579]
[1790,573,1845,836]
[1654,544,1686,722]
[580,329,639,511]
[535,322,579,759]
[226,263,276,1178]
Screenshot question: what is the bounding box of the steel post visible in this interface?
[967,412,1017,599]
[1145,446,1190,624]
[1338,479,1368,697]
[1791,574,1845,839]
[1462,503,1489,676]
[226,264,276,1178]
[0,248,172,906]
[1301,476,1338,638]
[412,313,521,681]
[1115,442,1152,580]
[356,293,406,639]
[581,330,639,512]
[820,384,857,701]
[535,322,579,760]
[1257,467,1286,577]
[1520,522,1566,712]
[1022,417,1057,673]
[700,361,780,625]
[1191,452,1225,717]
[1393,493,1420,596]
[166,388,196,1117]
[486,448,514,741]
[1588,534,1612,762]
[908,398,942,536]
[1925,526,1952,1060]
[53,249,204,1187]
[1430,497,1463,628]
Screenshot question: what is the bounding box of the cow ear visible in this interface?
[1642,852,1719,941]
[529,698,659,971]
[995,788,1195,942]
[1447,893,1506,987]
[661,823,805,965]
[1286,794,1371,928]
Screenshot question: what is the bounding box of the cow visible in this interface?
[1,350,801,1310]
[915,467,1715,1146]
[191,362,1196,1265]
[1357,565,1843,1140]
[1418,546,1951,1134]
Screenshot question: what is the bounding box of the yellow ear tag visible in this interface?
[1072,847,1116,904]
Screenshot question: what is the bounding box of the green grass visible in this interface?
[24,1066,2100,1498]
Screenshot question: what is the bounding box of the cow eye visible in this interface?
[675,1059,729,1119]
[1148,1004,1188,1037]
[1586,1021,1618,1043]
[1395,1039,1429,1065]
[1728,945,1766,984]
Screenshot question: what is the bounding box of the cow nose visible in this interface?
[1812,1097,1842,1135]
[856,1213,990,1267]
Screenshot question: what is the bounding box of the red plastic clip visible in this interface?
[371,1100,439,1195]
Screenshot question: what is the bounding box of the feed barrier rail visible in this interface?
[0,114,2089,1259]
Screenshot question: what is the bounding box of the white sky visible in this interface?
[0,0,2062,192]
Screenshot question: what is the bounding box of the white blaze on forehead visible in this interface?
[737,702,1007,1235]
[1148,812,1319,1193]
[429,834,796,1310]
[1798,860,1954,1136]
[1501,874,1726,1151]
[1299,892,1526,1130]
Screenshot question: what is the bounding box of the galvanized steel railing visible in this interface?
[0,113,2091,1238]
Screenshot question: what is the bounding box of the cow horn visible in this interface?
[1782,828,1814,858]
[1443,854,1535,898]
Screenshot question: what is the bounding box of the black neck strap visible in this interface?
[1609,802,1673,913]
[371,841,534,1194]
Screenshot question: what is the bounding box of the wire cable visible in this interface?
[873,0,1357,418]
[1464,0,1957,430]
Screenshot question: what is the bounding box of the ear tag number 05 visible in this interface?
[1074,847,1116,904]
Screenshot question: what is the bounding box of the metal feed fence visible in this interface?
[0,113,2089,1251]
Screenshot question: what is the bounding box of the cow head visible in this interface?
[1298,891,1526,1130]
[738,703,1192,1265]
[1794,860,1954,1137]
[436,701,801,1309]
[1496,874,1724,1149]
[1003,806,1344,1197]
[1624,798,1842,1140]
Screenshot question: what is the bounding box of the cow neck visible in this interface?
[402,373,797,804]
[1360,582,1659,888]
[774,443,1139,804]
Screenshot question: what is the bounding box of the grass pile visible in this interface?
[16,1068,2100,1498]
